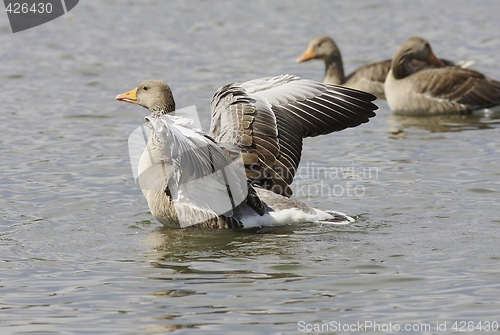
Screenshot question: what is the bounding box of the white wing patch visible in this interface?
[128,106,249,228]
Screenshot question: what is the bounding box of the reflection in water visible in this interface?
[387,108,500,134]
[137,225,432,334]
[142,223,345,263]
[139,222,373,281]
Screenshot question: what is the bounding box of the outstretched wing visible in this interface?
[209,74,377,197]
[142,114,256,227]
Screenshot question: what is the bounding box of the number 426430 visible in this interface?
[5,2,53,14]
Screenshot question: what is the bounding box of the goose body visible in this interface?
[116,76,377,229]
[297,36,474,100]
[385,36,500,115]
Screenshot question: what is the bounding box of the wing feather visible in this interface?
[413,67,500,110]
[143,115,255,227]
[210,75,377,197]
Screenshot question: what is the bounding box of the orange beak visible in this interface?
[296,46,316,63]
[115,87,138,104]
[427,52,445,67]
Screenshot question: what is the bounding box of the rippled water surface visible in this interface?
[1,1,500,334]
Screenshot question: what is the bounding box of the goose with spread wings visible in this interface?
[116,75,377,229]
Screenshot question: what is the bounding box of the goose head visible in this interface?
[296,36,341,63]
[116,80,175,114]
[391,36,445,79]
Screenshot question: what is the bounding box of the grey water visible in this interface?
[1,1,500,334]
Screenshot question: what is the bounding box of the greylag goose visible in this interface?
[296,36,473,100]
[297,36,388,98]
[116,75,377,229]
[385,36,500,115]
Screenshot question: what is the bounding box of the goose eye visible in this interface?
[143,85,148,91]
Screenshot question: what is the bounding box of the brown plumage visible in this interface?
[297,36,472,100]
[116,76,377,228]
[385,36,500,115]
[210,74,377,197]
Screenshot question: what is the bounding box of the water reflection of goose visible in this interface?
[116,75,377,229]
[387,110,500,134]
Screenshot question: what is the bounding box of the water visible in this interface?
[1,0,500,334]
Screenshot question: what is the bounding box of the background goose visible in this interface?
[116,76,377,229]
[296,36,389,99]
[385,36,500,115]
[296,36,473,100]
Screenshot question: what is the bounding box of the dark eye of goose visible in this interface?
[143,85,148,91]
